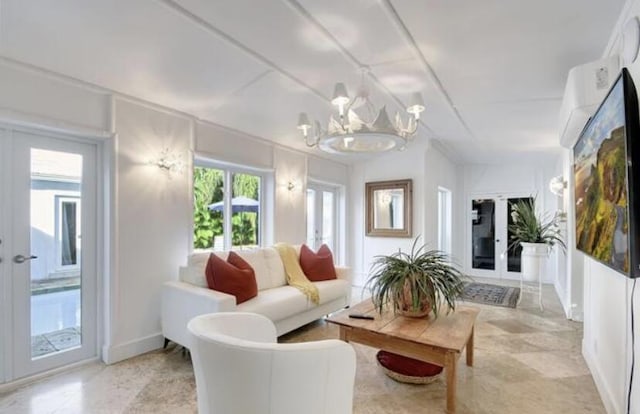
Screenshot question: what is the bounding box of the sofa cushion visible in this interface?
[205,252,258,305]
[299,244,337,282]
[313,279,350,305]
[233,249,272,291]
[263,247,287,288]
[179,266,207,288]
[236,286,309,322]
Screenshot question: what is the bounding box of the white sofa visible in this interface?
[162,246,352,347]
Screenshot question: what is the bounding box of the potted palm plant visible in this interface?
[364,238,467,318]
[508,197,566,282]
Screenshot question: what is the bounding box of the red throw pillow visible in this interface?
[205,252,257,304]
[299,244,337,282]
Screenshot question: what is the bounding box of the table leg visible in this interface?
[339,327,348,342]
[445,352,457,414]
[466,326,474,367]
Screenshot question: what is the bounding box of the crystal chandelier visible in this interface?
[297,71,425,154]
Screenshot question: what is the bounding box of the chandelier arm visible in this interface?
[305,135,319,147]
[304,124,327,147]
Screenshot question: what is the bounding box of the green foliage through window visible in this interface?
[193,167,261,249]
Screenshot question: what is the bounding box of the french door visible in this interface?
[468,194,533,280]
[1,128,97,380]
[306,183,337,253]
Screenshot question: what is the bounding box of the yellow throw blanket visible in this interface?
[274,243,319,305]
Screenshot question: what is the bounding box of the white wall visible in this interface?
[348,138,462,287]
[273,147,307,244]
[0,59,350,377]
[581,1,640,412]
[106,98,193,361]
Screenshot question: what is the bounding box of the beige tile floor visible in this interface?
[0,280,605,414]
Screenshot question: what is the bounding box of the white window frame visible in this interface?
[194,158,271,251]
[437,187,452,256]
[307,179,343,264]
[54,195,81,272]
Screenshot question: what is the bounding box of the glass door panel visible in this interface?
[471,199,496,271]
[306,189,316,247]
[10,131,97,380]
[30,149,83,358]
[306,184,337,253]
[505,197,533,274]
[321,191,334,251]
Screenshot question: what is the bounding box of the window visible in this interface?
[55,196,81,270]
[193,162,264,251]
[306,183,338,254]
[437,187,452,256]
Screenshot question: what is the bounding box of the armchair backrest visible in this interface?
[188,312,356,414]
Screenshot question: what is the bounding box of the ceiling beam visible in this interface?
[156,0,329,103]
[382,0,478,143]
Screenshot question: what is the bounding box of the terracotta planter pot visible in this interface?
[397,277,432,318]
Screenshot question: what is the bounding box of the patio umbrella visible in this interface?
[208,196,259,213]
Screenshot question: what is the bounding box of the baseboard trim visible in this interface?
[0,357,99,393]
[102,333,164,364]
[553,279,570,318]
[582,339,620,414]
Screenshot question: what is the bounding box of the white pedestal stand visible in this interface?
[517,242,549,311]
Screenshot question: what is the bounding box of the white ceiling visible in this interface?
[0,0,625,164]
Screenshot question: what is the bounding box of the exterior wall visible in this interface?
[30,179,81,281]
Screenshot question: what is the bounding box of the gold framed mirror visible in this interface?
[365,179,412,237]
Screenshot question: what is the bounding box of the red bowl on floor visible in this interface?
[376,350,443,384]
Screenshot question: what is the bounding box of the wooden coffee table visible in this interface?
[327,300,479,414]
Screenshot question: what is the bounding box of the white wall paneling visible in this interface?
[106,98,193,362]
[0,63,110,131]
[195,122,274,170]
[348,137,461,287]
[273,147,307,244]
[0,56,350,375]
[581,1,640,412]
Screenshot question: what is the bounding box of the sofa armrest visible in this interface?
[335,266,353,284]
[162,281,236,348]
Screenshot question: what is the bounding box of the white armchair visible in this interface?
[187,312,357,414]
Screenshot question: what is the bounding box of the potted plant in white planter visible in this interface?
[508,197,566,282]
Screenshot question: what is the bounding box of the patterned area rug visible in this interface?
[460,282,520,308]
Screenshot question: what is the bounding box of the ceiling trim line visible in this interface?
[209,69,273,112]
[155,0,329,102]
[457,96,563,108]
[381,0,478,142]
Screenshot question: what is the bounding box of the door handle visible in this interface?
[13,254,37,264]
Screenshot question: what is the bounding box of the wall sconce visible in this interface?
[549,175,567,196]
[151,148,183,174]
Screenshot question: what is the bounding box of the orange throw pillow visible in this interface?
[299,244,337,282]
[205,252,257,304]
